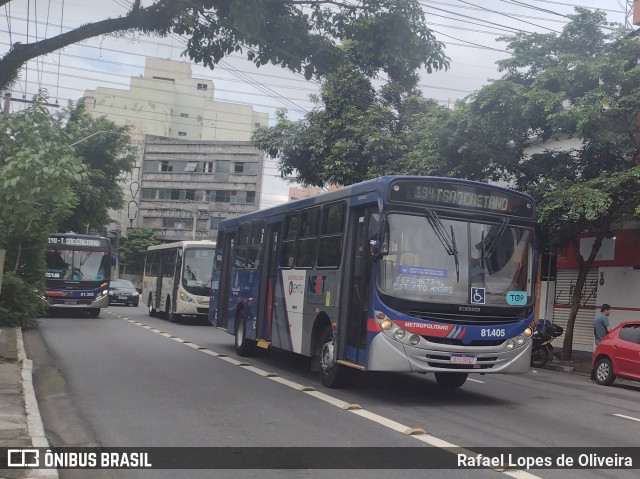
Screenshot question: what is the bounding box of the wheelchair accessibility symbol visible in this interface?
[471,287,485,304]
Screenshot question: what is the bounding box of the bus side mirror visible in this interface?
[369,214,381,258]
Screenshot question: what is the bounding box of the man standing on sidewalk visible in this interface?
[594,304,611,344]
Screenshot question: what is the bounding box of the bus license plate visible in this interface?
[64,300,78,305]
[450,354,477,365]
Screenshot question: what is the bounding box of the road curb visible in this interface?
[16,328,58,479]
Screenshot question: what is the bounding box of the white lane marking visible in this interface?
[613,413,640,423]
[468,378,485,384]
[112,311,543,478]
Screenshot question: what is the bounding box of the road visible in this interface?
[23,305,640,479]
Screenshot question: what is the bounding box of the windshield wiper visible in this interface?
[426,210,460,282]
[481,219,510,260]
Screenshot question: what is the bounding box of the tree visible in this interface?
[420,9,640,359]
[0,94,86,325]
[56,102,136,234]
[119,228,160,276]
[1,0,447,92]
[253,64,447,187]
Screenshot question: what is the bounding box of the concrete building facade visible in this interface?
[137,136,263,242]
[82,57,268,241]
[84,58,269,142]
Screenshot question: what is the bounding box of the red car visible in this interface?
[591,321,640,386]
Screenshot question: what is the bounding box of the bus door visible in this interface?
[152,251,163,310]
[257,222,281,343]
[344,206,376,366]
[217,232,235,328]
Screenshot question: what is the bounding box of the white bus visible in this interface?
[142,241,216,323]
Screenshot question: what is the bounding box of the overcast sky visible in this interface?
[1,1,630,207]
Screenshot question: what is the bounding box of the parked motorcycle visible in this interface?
[530,319,564,368]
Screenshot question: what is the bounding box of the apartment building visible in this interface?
[137,136,263,242]
[83,57,268,239]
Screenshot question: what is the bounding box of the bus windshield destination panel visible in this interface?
[388,180,534,219]
[209,176,537,390]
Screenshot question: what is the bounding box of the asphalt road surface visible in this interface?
[23,305,640,479]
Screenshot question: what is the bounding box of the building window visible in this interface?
[255,122,261,128]
[234,162,245,174]
[141,188,156,199]
[203,162,214,173]
[180,113,189,118]
[142,216,158,227]
[185,190,195,201]
[246,191,256,204]
[160,161,173,172]
[215,190,231,203]
[171,189,181,200]
[197,83,208,91]
[184,162,199,172]
[178,131,187,137]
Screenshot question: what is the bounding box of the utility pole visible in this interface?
[3,93,10,115]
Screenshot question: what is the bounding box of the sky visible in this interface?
[0,1,631,208]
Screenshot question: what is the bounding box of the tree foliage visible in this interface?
[253,64,445,187]
[0,94,86,325]
[56,102,136,234]
[119,228,159,275]
[420,9,640,359]
[1,0,447,92]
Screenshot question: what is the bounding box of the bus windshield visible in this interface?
[376,213,534,306]
[45,249,110,282]
[182,248,215,294]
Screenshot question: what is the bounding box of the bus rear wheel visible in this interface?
[434,372,468,389]
[318,325,345,388]
[235,310,255,356]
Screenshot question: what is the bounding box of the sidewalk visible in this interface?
[0,326,592,478]
[0,327,56,479]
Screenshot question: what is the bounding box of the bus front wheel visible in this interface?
[235,310,255,356]
[318,325,345,388]
[434,372,468,389]
[166,298,181,324]
[88,308,100,318]
[148,294,157,317]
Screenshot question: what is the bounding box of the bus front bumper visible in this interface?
[47,294,109,309]
[367,333,532,374]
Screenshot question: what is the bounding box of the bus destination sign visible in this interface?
[388,181,534,219]
[48,237,109,248]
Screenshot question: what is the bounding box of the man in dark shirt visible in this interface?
[594,304,611,344]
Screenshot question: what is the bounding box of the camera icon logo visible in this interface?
[7,449,40,467]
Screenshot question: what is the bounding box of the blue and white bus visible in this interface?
[44,233,113,317]
[209,176,537,388]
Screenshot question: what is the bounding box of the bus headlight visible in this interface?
[516,335,526,346]
[506,340,515,350]
[380,319,393,331]
[179,291,194,303]
[524,327,533,337]
[408,335,420,346]
[394,329,406,340]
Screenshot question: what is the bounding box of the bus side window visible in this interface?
[296,208,319,268]
[280,214,299,268]
[317,203,346,268]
